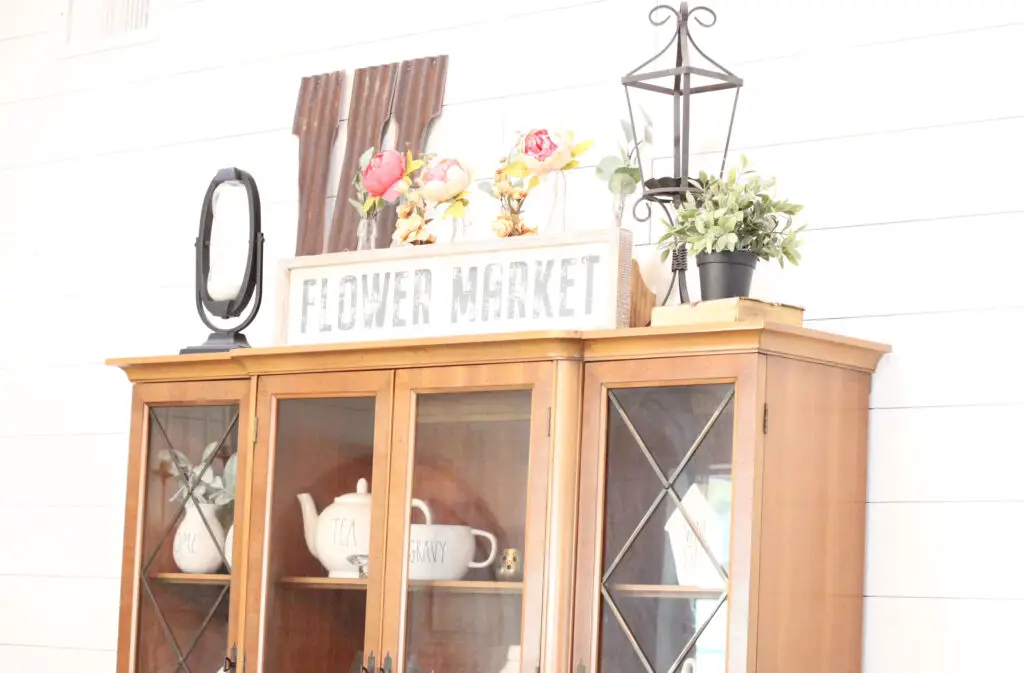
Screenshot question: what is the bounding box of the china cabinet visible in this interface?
[109,322,888,673]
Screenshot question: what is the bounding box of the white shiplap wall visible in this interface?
[1,0,1021,671]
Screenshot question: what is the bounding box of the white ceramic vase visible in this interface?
[173,502,226,574]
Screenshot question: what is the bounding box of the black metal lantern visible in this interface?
[180,167,264,354]
[623,2,743,304]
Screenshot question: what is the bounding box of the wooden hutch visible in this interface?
[107,322,889,673]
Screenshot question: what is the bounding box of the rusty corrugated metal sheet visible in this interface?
[293,70,345,256]
[372,55,449,249]
[326,62,400,253]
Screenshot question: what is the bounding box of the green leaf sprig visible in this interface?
[595,108,653,198]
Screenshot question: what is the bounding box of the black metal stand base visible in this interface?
[180,331,252,355]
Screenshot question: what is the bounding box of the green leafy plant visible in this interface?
[156,441,235,506]
[595,109,653,221]
[658,156,805,267]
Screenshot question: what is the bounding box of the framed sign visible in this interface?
[275,228,633,346]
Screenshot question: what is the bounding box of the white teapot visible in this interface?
[298,478,433,578]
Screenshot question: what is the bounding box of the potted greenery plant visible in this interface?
[658,156,805,300]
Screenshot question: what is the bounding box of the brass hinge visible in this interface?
[547,407,552,437]
[762,404,768,434]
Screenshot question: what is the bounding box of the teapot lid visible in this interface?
[335,477,371,505]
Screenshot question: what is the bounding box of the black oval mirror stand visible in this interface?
[180,167,265,355]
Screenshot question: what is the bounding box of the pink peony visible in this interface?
[521,129,573,175]
[362,150,406,201]
[420,158,471,204]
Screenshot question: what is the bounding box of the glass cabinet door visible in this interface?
[574,358,755,673]
[246,372,394,673]
[382,364,554,673]
[129,380,250,673]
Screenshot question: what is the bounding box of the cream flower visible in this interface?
[420,158,471,204]
[520,129,573,175]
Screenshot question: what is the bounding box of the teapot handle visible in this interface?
[411,498,433,525]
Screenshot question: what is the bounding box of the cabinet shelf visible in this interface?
[279,577,368,590]
[409,580,523,594]
[149,572,231,585]
[607,584,725,599]
[278,577,523,594]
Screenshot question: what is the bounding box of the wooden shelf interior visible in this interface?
[403,390,532,673]
[409,580,523,594]
[599,383,736,673]
[139,405,239,673]
[279,577,524,595]
[262,396,377,673]
[278,576,368,590]
[607,584,725,600]
[150,572,230,585]
[137,581,229,673]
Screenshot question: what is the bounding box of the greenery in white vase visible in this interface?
[595,108,653,222]
[156,441,235,506]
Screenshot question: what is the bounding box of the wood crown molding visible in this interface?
[106,321,891,383]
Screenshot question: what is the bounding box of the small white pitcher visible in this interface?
[173,502,226,574]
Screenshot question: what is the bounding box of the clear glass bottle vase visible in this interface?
[545,171,567,236]
[356,218,377,250]
[449,216,468,243]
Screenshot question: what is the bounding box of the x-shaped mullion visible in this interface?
[141,574,231,673]
[173,583,231,673]
[143,410,239,575]
[667,593,727,673]
[141,577,192,673]
[603,389,733,584]
[600,387,735,673]
[600,583,656,673]
[136,408,238,673]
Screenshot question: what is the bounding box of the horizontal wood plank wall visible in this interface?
[2,0,1021,671]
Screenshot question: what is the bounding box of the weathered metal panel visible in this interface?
[326,63,400,254]
[372,55,449,250]
[293,70,345,256]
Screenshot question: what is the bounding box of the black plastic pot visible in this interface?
[696,250,758,300]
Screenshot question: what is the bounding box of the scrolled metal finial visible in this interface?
[632,198,654,223]
[648,4,682,27]
[686,5,718,28]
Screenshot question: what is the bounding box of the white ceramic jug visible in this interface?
[173,502,226,574]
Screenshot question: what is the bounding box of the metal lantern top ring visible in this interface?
[622,2,743,215]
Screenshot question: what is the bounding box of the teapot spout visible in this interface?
[296,493,319,561]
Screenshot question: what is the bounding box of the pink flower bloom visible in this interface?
[362,150,406,202]
[521,129,573,175]
[420,158,471,204]
[524,130,557,161]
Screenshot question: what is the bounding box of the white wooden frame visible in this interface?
[274,228,633,346]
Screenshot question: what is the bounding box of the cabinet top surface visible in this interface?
[106,321,890,383]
